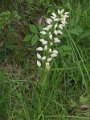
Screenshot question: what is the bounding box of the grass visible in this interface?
[0,0,90,120]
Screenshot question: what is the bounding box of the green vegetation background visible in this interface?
[0,0,90,120]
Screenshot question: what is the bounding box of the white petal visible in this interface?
[50,42,53,46]
[49,34,53,39]
[57,30,63,34]
[39,39,45,42]
[51,12,57,18]
[44,25,52,31]
[51,16,56,20]
[54,18,59,21]
[58,9,61,14]
[64,14,69,18]
[54,23,58,29]
[36,47,43,51]
[49,32,53,39]
[59,24,63,29]
[37,60,41,67]
[45,62,50,70]
[44,45,48,50]
[47,58,52,62]
[53,49,58,54]
[42,41,47,45]
[41,56,46,60]
[65,12,69,15]
[49,48,52,53]
[40,31,46,35]
[43,27,49,31]
[61,18,67,25]
[39,39,47,45]
[46,18,52,24]
[54,30,58,35]
[37,53,41,59]
[51,53,57,58]
[60,9,64,14]
[54,38,60,43]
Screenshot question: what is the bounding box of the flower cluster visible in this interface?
[36,9,69,70]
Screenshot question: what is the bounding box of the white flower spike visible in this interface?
[36,9,69,69]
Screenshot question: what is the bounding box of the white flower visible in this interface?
[49,48,52,53]
[43,27,49,31]
[54,18,59,21]
[36,47,43,51]
[51,16,56,20]
[61,18,67,25]
[59,24,63,29]
[54,38,60,43]
[54,30,58,35]
[47,57,52,62]
[45,62,50,70]
[53,49,58,54]
[65,12,69,15]
[39,39,47,45]
[61,20,67,25]
[44,45,48,50]
[37,53,41,59]
[58,9,61,14]
[39,39,44,42]
[36,9,69,69]
[42,41,47,45]
[51,53,57,58]
[58,9,64,15]
[40,31,46,35]
[54,30,63,35]
[37,60,41,67]
[49,32,53,39]
[50,42,53,46]
[57,30,63,34]
[44,25,52,31]
[54,23,58,29]
[64,14,69,18]
[46,18,52,24]
[51,12,57,18]
[41,56,46,60]
[60,9,64,14]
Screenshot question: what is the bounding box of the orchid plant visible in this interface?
[36,9,69,71]
[35,9,69,119]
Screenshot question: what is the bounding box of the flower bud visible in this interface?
[37,53,41,59]
[37,60,41,67]
[36,47,43,51]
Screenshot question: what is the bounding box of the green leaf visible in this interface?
[0,70,6,80]
[59,45,72,57]
[29,24,38,33]
[68,26,83,35]
[80,30,90,39]
[23,34,31,42]
[31,34,39,46]
[79,95,88,104]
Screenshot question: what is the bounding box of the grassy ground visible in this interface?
[0,0,90,120]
